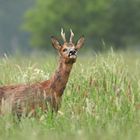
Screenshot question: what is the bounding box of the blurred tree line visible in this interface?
[24,0,140,50]
[0,0,140,53]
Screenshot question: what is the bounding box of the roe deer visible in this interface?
[0,29,85,116]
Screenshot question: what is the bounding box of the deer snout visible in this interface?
[69,50,76,55]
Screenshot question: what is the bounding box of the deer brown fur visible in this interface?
[0,29,85,116]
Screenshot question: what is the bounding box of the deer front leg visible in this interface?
[51,92,62,112]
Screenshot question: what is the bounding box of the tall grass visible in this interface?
[0,50,140,140]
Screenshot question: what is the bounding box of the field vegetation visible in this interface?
[0,50,140,140]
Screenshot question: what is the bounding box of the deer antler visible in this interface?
[70,29,74,43]
[61,28,66,43]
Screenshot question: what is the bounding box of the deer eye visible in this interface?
[63,48,67,52]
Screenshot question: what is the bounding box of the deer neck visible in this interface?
[50,57,74,96]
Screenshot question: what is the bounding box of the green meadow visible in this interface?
[0,50,140,140]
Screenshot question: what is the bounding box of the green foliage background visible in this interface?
[0,0,140,53]
[24,0,140,49]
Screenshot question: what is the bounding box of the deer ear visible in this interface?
[75,36,85,50]
[51,36,61,50]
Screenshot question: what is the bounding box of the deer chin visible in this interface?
[69,55,77,59]
[65,57,76,64]
[68,53,77,59]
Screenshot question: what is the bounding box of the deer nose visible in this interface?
[69,50,76,55]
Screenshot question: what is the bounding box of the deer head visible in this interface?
[51,28,85,64]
